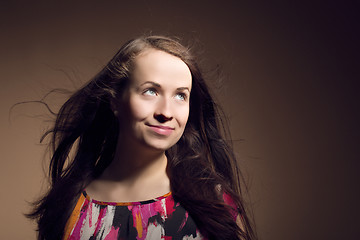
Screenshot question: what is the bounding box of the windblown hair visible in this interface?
[27,35,256,240]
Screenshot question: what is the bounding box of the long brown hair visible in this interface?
[27,35,256,240]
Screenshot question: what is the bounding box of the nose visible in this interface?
[154,98,173,123]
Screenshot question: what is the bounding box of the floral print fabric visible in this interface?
[64,191,237,240]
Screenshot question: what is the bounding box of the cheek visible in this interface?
[175,105,190,127]
[129,98,153,121]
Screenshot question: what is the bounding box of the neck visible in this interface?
[100,136,169,186]
[86,134,171,202]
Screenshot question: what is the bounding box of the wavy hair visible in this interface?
[27,35,256,240]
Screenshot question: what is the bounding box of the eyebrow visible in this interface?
[176,87,190,92]
[140,81,190,92]
[141,81,160,88]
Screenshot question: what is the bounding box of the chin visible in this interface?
[142,137,179,152]
[145,142,175,152]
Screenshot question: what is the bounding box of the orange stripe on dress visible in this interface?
[63,193,86,240]
[135,211,143,238]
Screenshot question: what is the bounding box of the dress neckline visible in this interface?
[82,191,172,206]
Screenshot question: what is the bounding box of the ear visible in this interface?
[110,99,119,116]
[109,84,130,117]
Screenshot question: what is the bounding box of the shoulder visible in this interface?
[222,191,239,221]
[215,184,238,217]
[216,184,246,231]
[224,192,246,233]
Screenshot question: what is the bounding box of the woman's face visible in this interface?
[119,49,192,151]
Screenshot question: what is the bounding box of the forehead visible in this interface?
[131,49,192,89]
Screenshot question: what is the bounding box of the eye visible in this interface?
[175,92,187,101]
[143,88,157,96]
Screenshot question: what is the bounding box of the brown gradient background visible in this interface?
[1,1,359,239]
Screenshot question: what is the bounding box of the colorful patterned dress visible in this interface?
[63,191,237,240]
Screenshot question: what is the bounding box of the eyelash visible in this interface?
[143,88,157,96]
[143,88,187,101]
[175,92,187,101]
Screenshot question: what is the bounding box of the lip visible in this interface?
[147,124,174,136]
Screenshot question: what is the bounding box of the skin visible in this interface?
[86,49,192,202]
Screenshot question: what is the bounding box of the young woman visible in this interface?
[28,35,256,240]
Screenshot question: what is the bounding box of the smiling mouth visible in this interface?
[147,124,174,136]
